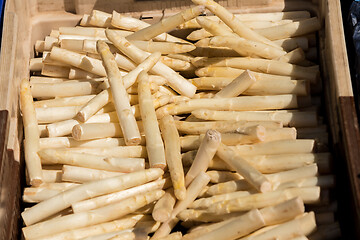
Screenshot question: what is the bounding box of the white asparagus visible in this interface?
[274,37,309,51]
[155,232,182,240]
[266,164,318,186]
[185,130,221,187]
[29,58,43,71]
[61,165,123,183]
[20,79,43,186]
[175,120,271,136]
[31,81,99,98]
[239,212,316,240]
[97,40,141,145]
[217,143,272,193]
[214,70,256,98]
[72,178,170,213]
[190,77,310,96]
[22,190,165,239]
[39,148,145,172]
[106,30,197,97]
[152,188,177,222]
[193,57,319,83]
[23,183,79,203]
[39,137,126,149]
[228,139,315,155]
[41,64,71,78]
[209,35,286,60]
[36,105,83,124]
[191,209,265,240]
[191,0,279,48]
[34,95,96,108]
[179,11,311,29]
[89,10,112,28]
[192,109,318,127]
[208,187,320,214]
[50,47,106,76]
[40,169,62,183]
[126,6,205,41]
[159,115,186,199]
[156,95,298,118]
[62,146,147,158]
[190,190,252,209]
[21,168,163,226]
[207,170,242,183]
[180,132,264,151]
[68,67,107,80]
[131,40,196,54]
[152,172,211,239]
[254,17,321,40]
[76,89,111,122]
[111,10,189,44]
[122,52,162,89]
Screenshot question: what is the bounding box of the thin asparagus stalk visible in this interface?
[61,165,123,183]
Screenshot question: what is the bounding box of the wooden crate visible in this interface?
[0,0,359,239]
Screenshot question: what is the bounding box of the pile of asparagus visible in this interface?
[21,0,341,239]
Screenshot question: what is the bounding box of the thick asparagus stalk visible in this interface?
[138,71,166,169]
[97,40,141,145]
[159,115,186,199]
[216,143,272,193]
[20,79,43,186]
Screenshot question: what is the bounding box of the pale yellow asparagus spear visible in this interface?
[159,115,186,199]
[39,137,127,149]
[152,188,177,222]
[239,212,316,240]
[126,6,205,41]
[152,172,211,239]
[89,10,112,28]
[254,17,321,40]
[36,214,146,240]
[22,190,165,239]
[20,79,43,186]
[191,0,280,49]
[111,10,190,44]
[214,70,256,98]
[30,81,99,98]
[208,187,320,214]
[34,95,96,108]
[39,148,145,172]
[106,30,197,97]
[62,145,146,158]
[76,89,111,122]
[216,143,272,193]
[209,35,286,59]
[228,139,315,155]
[61,165,123,183]
[21,168,163,226]
[191,109,318,127]
[190,209,265,240]
[138,71,166,169]
[185,130,221,187]
[156,94,298,118]
[193,57,319,83]
[97,40,141,145]
[72,178,170,213]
